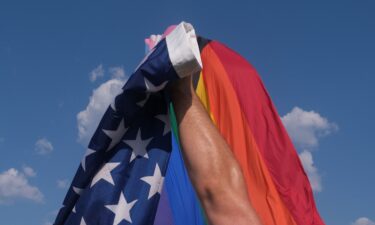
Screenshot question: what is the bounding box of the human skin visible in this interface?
[169,75,263,225]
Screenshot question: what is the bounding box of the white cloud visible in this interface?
[35,138,53,155]
[352,217,375,225]
[56,179,69,189]
[281,106,337,192]
[299,150,322,192]
[77,74,127,145]
[109,66,125,79]
[90,64,105,82]
[0,168,44,204]
[281,107,338,148]
[22,166,36,177]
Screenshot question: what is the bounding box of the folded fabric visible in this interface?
[54,22,202,225]
[55,21,324,225]
[153,36,325,225]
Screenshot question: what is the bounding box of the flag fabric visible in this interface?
[194,38,325,225]
[54,22,202,225]
[56,22,325,225]
[152,37,325,225]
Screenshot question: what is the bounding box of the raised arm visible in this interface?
[169,76,262,225]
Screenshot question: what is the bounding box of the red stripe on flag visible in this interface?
[207,41,324,225]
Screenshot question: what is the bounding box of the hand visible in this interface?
[168,75,198,124]
[168,75,195,98]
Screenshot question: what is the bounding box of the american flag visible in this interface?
[54,22,202,225]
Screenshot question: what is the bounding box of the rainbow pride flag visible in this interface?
[153,36,325,225]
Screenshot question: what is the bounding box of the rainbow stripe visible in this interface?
[154,38,324,225]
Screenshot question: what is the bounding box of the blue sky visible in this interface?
[0,0,374,225]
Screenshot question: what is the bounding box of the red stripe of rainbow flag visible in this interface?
[194,38,325,225]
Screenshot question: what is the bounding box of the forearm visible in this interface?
[170,77,262,225]
[171,83,235,188]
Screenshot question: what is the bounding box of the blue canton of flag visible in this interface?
[54,22,202,225]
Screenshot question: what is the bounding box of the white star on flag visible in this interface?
[80,217,86,225]
[103,119,127,151]
[136,93,150,107]
[141,164,164,199]
[105,192,137,225]
[72,186,82,213]
[110,89,124,111]
[91,162,120,187]
[73,186,83,195]
[144,77,168,92]
[123,129,152,162]
[81,148,95,171]
[155,114,171,136]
